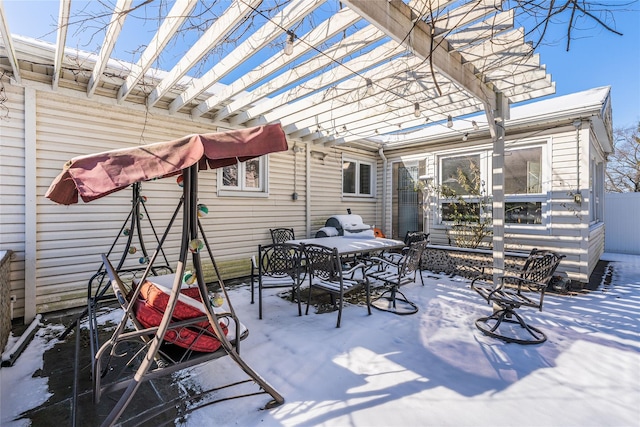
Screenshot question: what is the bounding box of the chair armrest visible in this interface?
[343,262,368,277]
[383,252,405,264]
[368,256,400,269]
[499,275,547,292]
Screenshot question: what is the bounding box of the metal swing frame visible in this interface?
[71,166,283,426]
[61,181,173,342]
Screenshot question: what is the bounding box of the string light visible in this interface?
[284,31,294,55]
[447,115,453,128]
[366,78,374,95]
[414,102,420,118]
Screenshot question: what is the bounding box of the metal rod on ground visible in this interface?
[0,314,42,367]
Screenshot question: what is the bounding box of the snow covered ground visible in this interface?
[2,253,639,426]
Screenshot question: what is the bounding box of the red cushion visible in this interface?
[134,281,227,353]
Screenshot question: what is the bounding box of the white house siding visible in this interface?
[1,82,384,317]
[383,125,601,284]
[0,84,26,316]
[34,90,218,315]
[589,223,606,267]
[307,147,379,238]
[0,86,312,317]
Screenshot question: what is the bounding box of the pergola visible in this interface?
[0,0,556,276]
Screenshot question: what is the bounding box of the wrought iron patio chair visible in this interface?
[367,240,428,315]
[404,230,430,246]
[270,228,295,244]
[381,231,429,277]
[301,243,371,328]
[251,243,304,319]
[471,248,565,344]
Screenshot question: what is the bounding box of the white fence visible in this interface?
[605,192,640,255]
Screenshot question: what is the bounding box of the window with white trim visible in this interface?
[440,154,486,222]
[504,146,544,225]
[343,158,374,197]
[217,157,267,196]
[590,158,604,222]
[437,144,547,226]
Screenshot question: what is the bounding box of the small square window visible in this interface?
[219,156,266,195]
[343,158,374,197]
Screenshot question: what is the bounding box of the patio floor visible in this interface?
[1,252,639,426]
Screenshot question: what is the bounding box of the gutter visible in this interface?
[378,147,387,233]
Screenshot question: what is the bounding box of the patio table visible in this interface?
[287,236,404,257]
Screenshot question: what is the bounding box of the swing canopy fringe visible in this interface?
[45,123,288,205]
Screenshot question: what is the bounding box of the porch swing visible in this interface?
[59,180,173,342]
[45,124,288,427]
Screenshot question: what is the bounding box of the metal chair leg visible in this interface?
[475,307,547,345]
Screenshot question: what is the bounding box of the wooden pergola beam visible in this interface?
[223,25,387,126]
[52,0,71,90]
[192,6,363,120]
[87,0,133,98]
[342,0,499,114]
[170,0,325,115]
[146,0,262,109]
[0,0,21,84]
[117,0,198,103]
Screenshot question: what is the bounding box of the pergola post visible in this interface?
[490,92,508,282]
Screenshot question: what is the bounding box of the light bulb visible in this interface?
[366,78,374,95]
[414,103,420,118]
[447,115,453,128]
[284,32,294,55]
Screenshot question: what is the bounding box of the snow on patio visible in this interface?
[2,253,639,426]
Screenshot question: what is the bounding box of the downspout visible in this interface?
[378,147,387,234]
[573,120,583,203]
[306,143,312,238]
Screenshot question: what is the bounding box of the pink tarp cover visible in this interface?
[46,124,288,205]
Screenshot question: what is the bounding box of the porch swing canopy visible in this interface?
[45,123,288,205]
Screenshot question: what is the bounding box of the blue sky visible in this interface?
[530,4,640,129]
[3,0,639,129]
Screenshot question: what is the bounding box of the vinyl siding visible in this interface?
[308,147,378,238]
[3,84,381,316]
[1,80,611,317]
[0,84,26,317]
[384,126,599,283]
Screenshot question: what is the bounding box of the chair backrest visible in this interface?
[301,243,341,282]
[404,231,429,246]
[270,228,295,244]
[258,243,302,279]
[399,240,428,278]
[520,249,566,290]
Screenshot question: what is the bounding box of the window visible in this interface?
[590,159,604,222]
[504,147,544,224]
[437,144,547,226]
[343,158,374,197]
[439,155,485,222]
[218,157,267,196]
[441,155,481,195]
[505,147,542,195]
[505,202,542,224]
